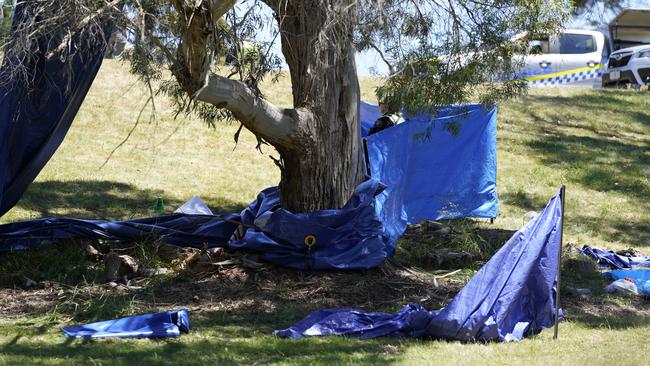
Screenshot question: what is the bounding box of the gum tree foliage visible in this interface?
[3,0,573,212]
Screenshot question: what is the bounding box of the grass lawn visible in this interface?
[0,60,649,365]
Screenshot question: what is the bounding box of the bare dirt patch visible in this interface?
[0,251,462,322]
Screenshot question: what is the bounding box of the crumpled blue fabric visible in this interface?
[0,214,239,251]
[603,269,650,296]
[274,189,563,341]
[230,178,395,269]
[0,179,397,270]
[580,245,650,269]
[61,309,190,339]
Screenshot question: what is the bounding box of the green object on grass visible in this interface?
[154,196,165,213]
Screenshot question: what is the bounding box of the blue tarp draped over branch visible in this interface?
[0,3,109,217]
[362,101,498,225]
[62,309,190,339]
[274,189,563,341]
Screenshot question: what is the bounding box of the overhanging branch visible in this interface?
[197,74,298,144]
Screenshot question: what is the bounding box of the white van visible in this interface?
[517,29,608,87]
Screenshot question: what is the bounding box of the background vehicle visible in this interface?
[518,29,607,88]
[602,9,650,88]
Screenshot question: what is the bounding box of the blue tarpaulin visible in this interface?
[603,270,650,296]
[580,245,650,269]
[360,101,382,137]
[62,309,190,339]
[0,3,108,217]
[229,179,395,269]
[364,102,498,225]
[0,214,239,252]
[0,179,396,270]
[274,189,563,341]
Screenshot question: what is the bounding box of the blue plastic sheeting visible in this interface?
[360,101,382,137]
[62,309,190,339]
[274,189,563,341]
[0,179,395,270]
[603,270,650,296]
[0,214,239,252]
[366,104,498,228]
[580,245,650,269]
[0,4,108,217]
[227,179,394,269]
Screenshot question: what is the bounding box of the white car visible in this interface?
[517,29,607,88]
[602,46,650,88]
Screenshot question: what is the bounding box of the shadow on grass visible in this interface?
[566,303,650,330]
[520,91,650,127]
[500,191,548,212]
[13,179,248,220]
[501,184,650,246]
[518,93,650,207]
[526,132,649,196]
[0,330,398,365]
[1,266,422,364]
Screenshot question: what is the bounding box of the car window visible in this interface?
[559,34,596,54]
[528,37,550,54]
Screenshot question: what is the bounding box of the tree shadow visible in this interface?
[564,301,650,330]
[499,191,548,212]
[0,264,435,364]
[507,92,650,246]
[500,189,650,246]
[12,179,248,220]
[526,131,650,245]
[0,335,398,365]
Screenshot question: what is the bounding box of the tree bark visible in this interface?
[268,0,365,212]
[172,0,365,212]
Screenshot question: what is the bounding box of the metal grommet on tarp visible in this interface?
[304,235,317,255]
[304,235,317,247]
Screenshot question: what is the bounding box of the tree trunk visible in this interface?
[173,0,365,212]
[271,0,365,212]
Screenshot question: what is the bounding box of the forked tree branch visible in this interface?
[170,0,297,143]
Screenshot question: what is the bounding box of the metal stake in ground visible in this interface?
[554,185,566,340]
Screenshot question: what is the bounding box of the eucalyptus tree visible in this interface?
[4,0,571,211]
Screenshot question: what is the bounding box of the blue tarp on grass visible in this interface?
[229,179,395,269]
[580,245,650,269]
[0,179,396,270]
[274,189,562,341]
[603,270,650,296]
[62,309,190,339]
[0,214,240,252]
